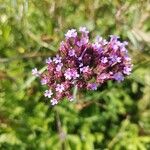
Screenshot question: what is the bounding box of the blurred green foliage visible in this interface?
[0,0,150,149]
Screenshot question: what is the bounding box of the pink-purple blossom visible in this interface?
[123,66,132,75]
[32,68,40,77]
[56,63,63,72]
[32,27,132,105]
[46,57,52,64]
[65,29,77,39]
[64,68,72,80]
[87,83,97,90]
[51,98,58,105]
[56,84,65,93]
[79,26,89,34]
[41,78,48,85]
[53,55,62,64]
[113,72,124,82]
[68,49,76,57]
[44,90,53,98]
[101,57,108,64]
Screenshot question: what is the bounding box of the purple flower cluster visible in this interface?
[32,27,132,105]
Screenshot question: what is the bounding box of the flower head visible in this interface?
[33,27,132,105]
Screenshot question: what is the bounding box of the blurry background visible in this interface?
[0,0,150,149]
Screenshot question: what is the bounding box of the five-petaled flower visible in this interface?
[44,90,53,98]
[32,68,40,77]
[56,84,65,93]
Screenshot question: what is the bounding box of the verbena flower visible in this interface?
[32,27,132,105]
[44,90,53,98]
[32,68,40,77]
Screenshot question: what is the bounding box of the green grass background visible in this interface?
[0,0,150,149]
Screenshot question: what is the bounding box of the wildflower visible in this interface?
[64,68,72,80]
[44,90,53,98]
[56,63,63,72]
[77,37,89,46]
[114,72,124,82]
[72,69,80,79]
[65,29,77,39]
[101,57,108,64]
[56,84,65,93]
[32,68,40,77]
[68,49,76,57]
[79,26,89,34]
[123,66,132,75]
[110,55,121,63]
[95,36,108,45]
[33,27,132,105]
[46,57,52,64]
[51,98,58,105]
[87,83,97,90]
[53,55,62,64]
[41,78,48,85]
[80,66,90,73]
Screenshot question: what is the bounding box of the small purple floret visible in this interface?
[56,84,65,93]
[65,29,77,39]
[44,90,53,98]
[32,68,40,77]
[51,98,58,105]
